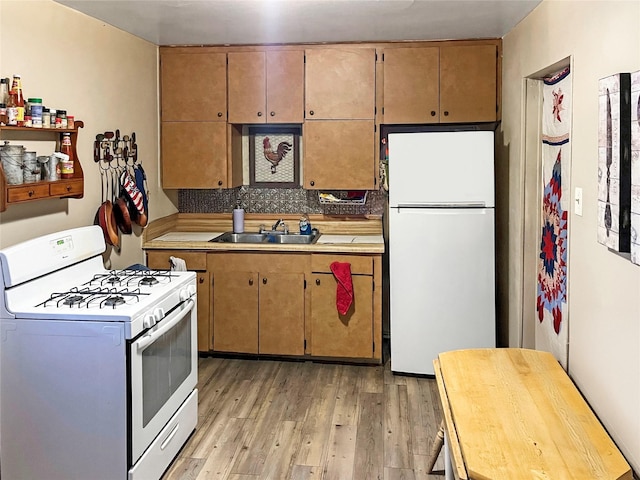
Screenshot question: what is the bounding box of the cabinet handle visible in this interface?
[310,180,315,187]
[270,111,275,117]
[199,277,204,284]
[430,111,436,117]
[262,277,267,285]
[249,278,254,286]
[66,185,72,192]
[217,112,223,117]
[309,110,314,116]
[218,180,223,186]
[257,112,262,117]
[444,111,449,116]
[315,278,320,286]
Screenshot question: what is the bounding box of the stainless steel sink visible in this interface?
[210,232,266,243]
[210,230,321,245]
[263,232,320,244]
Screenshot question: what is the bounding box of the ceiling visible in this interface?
[53,0,541,46]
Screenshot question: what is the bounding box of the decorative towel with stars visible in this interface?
[538,66,571,337]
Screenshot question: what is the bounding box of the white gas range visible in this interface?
[0,226,198,480]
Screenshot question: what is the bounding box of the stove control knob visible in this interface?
[154,308,165,321]
[180,285,196,301]
[143,314,156,329]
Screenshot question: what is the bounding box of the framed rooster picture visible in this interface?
[249,126,301,187]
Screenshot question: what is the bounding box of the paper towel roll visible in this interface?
[233,208,245,233]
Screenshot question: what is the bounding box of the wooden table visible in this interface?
[434,348,632,480]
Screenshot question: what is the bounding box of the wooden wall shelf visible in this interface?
[0,121,84,212]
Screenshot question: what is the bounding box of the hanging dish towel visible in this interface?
[330,261,353,315]
[169,256,187,271]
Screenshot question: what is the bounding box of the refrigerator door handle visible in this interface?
[395,202,487,209]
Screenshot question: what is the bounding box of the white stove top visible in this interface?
[0,226,196,338]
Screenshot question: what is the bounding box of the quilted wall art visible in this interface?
[538,66,571,336]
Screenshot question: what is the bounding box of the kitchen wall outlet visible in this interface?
[574,187,583,216]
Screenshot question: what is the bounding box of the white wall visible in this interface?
[0,0,177,268]
[502,0,640,471]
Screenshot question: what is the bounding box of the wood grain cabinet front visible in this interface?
[382,44,498,124]
[145,250,212,352]
[303,120,376,190]
[305,47,376,120]
[228,50,304,124]
[208,253,306,356]
[160,51,240,189]
[308,254,381,361]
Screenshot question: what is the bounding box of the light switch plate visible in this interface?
[575,187,583,216]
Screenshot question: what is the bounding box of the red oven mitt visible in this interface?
[330,261,353,315]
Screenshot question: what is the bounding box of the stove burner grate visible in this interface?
[63,295,85,306]
[38,286,148,309]
[87,269,177,288]
[103,295,126,308]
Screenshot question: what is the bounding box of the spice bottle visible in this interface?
[9,75,25,126]
[29,98,43,128]
[0,78,9,105]
[42,107,50,128]
[59,132,74,179]
[0,103,7,126]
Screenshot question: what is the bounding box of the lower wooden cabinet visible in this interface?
[309,254,380,360]
[145,250,212,352]
[145,249,382,362]
[310,273,374,358]
[208,253,306,356]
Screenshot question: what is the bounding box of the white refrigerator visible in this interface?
[388,129,496,375]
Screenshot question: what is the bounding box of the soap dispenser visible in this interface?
[299,214,312,235]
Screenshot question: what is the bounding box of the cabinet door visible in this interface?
[383,47,439,124]
[161,52,227,122]
[228,51,266,124]
[266,50,304,123]
[259,272,305,355]
[305,48,375,120]
[213,270,259,354]
[310,273,374,358]
[161,121,227,188]
[440,45,497,123]
[303,120,375,190]
[197,272,212,352]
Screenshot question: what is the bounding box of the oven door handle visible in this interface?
[136,298,195,352]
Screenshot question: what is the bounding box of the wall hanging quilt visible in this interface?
[538,66,571,335]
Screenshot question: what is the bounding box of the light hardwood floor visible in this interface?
[163,351,446,480]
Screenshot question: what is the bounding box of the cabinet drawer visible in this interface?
[50,180,83,196]
[311,254,373,275]
[146,250,207,271]
[7,183,50,202]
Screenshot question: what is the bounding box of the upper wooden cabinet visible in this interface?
[228,50,304,124]
[305,48,376,120]
[303,120,376,190]
[160,52,227,122]
[162,122,242,189]
[440,45,497,123]
[382,44,498,124]
[382,47,439,124]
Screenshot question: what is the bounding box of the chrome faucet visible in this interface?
[271,219,289,234]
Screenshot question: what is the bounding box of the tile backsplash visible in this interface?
[179,186,386,216]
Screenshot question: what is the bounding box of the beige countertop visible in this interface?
[143,213,385,254]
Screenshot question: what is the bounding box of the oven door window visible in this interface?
[141,313,191,427]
